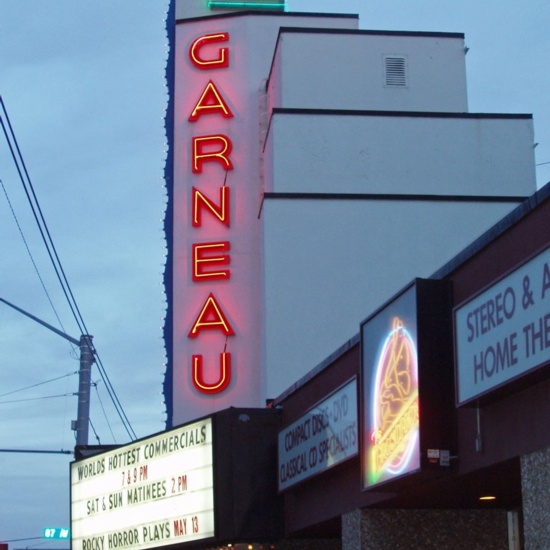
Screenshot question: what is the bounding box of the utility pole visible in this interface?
[75,334,94,446]
[0,297,95,446]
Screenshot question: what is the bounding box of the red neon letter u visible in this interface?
[192,353,231,394]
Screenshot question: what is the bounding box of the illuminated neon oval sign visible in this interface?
[368,317,419,485]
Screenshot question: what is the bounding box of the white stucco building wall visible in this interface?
[260,28,536,398]
[266,30,469,113]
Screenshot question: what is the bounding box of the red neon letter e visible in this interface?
[192,241,230,281]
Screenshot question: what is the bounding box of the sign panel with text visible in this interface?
[455,245,550,405]
[278,379,358,492]
[71,418,214,550]
[43,528,70,540]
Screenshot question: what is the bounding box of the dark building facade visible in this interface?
[273,182,550,549]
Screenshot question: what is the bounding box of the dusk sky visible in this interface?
[1,0,548,545]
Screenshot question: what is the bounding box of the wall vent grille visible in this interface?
[384,56,407,87]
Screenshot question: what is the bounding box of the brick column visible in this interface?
[342,508,508,549]
[342,509,362,549]
[521,445,550,549]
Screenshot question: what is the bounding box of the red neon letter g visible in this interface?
[189,32,230,69]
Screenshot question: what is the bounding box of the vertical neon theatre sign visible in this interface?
[187,32,234,396]
[170,16,265,424]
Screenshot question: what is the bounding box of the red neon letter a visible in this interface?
[189,80,234,122]
[188,293,235,338]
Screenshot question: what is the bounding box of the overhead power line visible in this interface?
[0,96,136,442]
[1,176,69,337]
[93,379,116,442]
[0,96,86,336]
[0,448,72,455]
[0,393,76,405]
[0,371,78,398]
[2,537,43,542]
